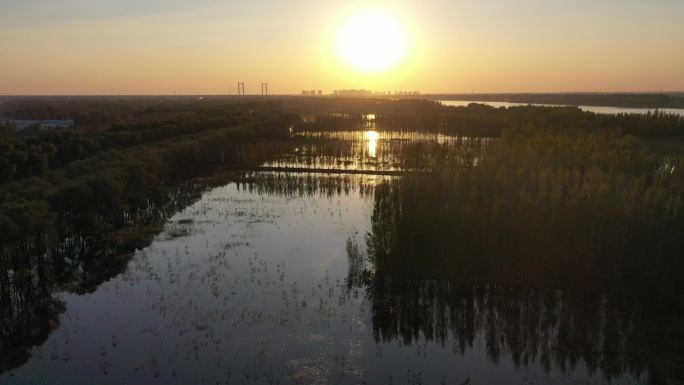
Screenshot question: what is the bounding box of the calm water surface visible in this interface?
[3,177,627,385]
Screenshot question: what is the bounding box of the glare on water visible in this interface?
[364,130,379,157]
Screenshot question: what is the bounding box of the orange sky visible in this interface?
[1,0,683,95]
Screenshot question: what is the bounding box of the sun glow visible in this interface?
[365,130,379,157]
[336,10,409,74]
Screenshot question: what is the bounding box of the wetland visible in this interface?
[1,97,683,384]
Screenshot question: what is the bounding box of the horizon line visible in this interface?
[1,91,684,98]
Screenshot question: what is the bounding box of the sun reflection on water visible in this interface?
[365,130,379,157]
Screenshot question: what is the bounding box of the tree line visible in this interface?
[0,108,298,245]
[294,101,684,140]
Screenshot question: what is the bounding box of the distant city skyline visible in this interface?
[1,0,683,95]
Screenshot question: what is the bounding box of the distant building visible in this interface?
[301,90,324,96]
[333,89,373,97]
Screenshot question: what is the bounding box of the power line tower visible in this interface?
[237,82,245,96]
[261,83,268,96]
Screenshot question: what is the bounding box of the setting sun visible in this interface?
[336,9,409,74]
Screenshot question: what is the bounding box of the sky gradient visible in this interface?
[1,0,683,95]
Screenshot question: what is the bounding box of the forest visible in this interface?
[0,101,297,245]
[352,128,683,290]
[2,97,683,247]
[341,115,684,384]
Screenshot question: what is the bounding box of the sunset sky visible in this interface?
[1,0,683,95]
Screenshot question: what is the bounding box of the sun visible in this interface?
[336,10,409,74]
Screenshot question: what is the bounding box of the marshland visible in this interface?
[0,97,683,384]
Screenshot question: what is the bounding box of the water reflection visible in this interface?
[264,130,488,172]
[1,178,382,385]
[346,178,684,385]
[235,171,387,198]
[1,131,681,385]
[0,183,213,379]
[0,174,631,385]
[364,130,378,157]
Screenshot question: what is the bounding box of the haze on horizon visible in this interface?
[1,0,683,95]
